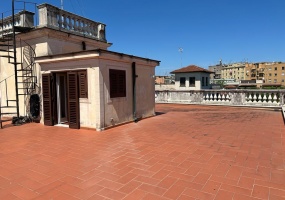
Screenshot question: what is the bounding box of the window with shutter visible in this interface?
[78,71,88,98]
[109,69,126,98]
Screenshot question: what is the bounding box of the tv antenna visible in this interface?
[178,47,183,67]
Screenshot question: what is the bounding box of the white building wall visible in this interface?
[174,72,211,90]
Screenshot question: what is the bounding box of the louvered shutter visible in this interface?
[78,71,88,98]
[67,72,80,129]
[117,70,126,97]
[42,74,54,126]
[109,70,117,98]
[109,69,126,98]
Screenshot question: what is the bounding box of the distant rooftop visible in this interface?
[171,65,213,74]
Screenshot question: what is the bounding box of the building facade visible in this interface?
[208,60,223,80]
[245,62,285,86]
[0,3,159,130]
[221,62,246,81]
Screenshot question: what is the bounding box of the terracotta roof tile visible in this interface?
[170,65,214,74]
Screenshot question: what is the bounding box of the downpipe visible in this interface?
[132,62,138,122]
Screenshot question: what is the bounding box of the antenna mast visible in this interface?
[178,47,183,68]
[61,0,63,9]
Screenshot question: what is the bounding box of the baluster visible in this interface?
[205,93,209,102]
[248,93,252,102]
[78,20,82,32]
[219,93,222,101]
[268,93,273,104]
[67,16,71,30]
[253,93,257,103]
[63,14,67,28]
[74,18,78,31]
[82,21,85,33]
[213,93,217,102]
[273,93,278,104]
[85,22,90,35]
[221,94,225,102]
[257,93,262,103]
[261,93,265,103]
[209,93,212,102]
[226,93,230,102]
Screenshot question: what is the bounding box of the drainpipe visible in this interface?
[132,62,138,122]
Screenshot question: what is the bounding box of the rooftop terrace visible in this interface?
[0,104,284,199]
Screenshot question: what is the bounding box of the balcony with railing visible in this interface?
[155,89,285,108]
[1,3,107,42]
[0,10,34,36]
[37,3,106,42]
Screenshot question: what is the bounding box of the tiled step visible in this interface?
[0,55,14,58]
[0,106,17,108]
[0,112,17,115]
[0,49,13,52]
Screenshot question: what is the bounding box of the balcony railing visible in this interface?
[37,3,106,42]
[0,10,34,36]
[155,89,285,108]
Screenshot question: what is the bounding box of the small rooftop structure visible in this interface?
[170,65,212,90]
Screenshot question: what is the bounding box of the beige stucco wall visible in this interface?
[174,72,211,90]
[96,56,156,129]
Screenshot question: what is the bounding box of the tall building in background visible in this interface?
[245,62,285,85]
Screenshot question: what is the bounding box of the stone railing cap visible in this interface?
[37,3,106,26]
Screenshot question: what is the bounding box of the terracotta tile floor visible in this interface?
[0,104,284,200]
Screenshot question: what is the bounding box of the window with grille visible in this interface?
[109,69,126,98]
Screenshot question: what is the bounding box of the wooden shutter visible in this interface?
[109,70,117,98]
[78,71,88,98]
[117,71,126,97]
[109,69,126,98]
[67,72,80,129]
[42,74,54,126]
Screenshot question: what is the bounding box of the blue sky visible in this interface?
[2,0,285,75]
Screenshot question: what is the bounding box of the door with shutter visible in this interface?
[42,74,54,126]
[67,72,80,129]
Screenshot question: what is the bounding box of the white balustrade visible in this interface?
[155,89,285,107]
[38,3,106,41]
[0,10,34,35]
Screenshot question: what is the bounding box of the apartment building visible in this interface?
[220,62,246,81]
[245,62,285,85]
